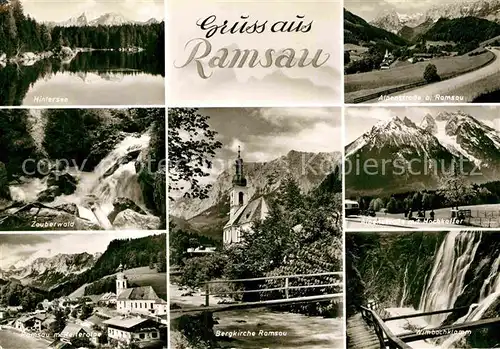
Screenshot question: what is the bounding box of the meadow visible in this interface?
[345,51,495,102]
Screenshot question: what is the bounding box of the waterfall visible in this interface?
[9,177,48,202]
[400,262,409,308]
[440,253,500,348]
[9,132,152,229]
[26,110,47,154]
[54,133,151,224]
[419,232,482,326]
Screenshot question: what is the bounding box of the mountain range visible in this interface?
[371,0,500,34]
[47,12,161,27]
[0,252,101,290]
[344,9,409,47]
[346,111,500,195]
[170,150,341,239]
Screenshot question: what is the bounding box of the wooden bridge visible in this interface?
[171,271,343,318]
[348,302,500,349]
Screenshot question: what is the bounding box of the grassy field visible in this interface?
[69,266,167,299]
[345,51,495,98]
[450,70,500,102]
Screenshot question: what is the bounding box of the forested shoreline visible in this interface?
[0,0,164,61]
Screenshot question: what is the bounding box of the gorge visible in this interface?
[347,231,500,348]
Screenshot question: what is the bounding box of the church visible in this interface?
[223,148,269,245]
[115,265,168,316]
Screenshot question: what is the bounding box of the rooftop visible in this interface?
[117,286,161,301]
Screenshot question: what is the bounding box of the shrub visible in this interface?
[180,254,227,289]
[423,63,441,83]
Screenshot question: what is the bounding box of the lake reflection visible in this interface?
[0,51,165,106]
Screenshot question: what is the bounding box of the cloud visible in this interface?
[0,232,159,269]
[226,138,245,153]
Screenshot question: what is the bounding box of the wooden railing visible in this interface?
[399,317,500,342]
[203,271,343,307]
[382,306,471,322]
[360,306,412,349]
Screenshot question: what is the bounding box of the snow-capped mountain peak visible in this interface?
[89,12,131,26]
[0,252,102,290]
[49,12,154,27]
[371,0,500,33]
[370,10,426,33]
[420,113,438,134]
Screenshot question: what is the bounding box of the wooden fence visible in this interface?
[203,271,343,307]
[466,210,500,228]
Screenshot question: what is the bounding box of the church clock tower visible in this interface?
[230,146,248,220]
[116,263,128,296]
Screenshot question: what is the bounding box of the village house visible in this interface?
[98,292,117,306]
[104,316,163,347]
[58,297,71,308]
[15,315,36,331]
[40,299,54,311]
[223,148,269,245]
[115,264,167,316]
[380,49,394,70]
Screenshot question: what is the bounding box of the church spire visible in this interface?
[233,146,247,187]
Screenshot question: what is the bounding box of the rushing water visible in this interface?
[413,231,500,348]
[8,132,152,229]
[215,309,344,349]
[0,51,164,106]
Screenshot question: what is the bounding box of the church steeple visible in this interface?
[233,146,247,187]
[227,146,249,235]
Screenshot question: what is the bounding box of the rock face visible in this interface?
[47,172,77,195]
[420,114,438,134]
[55,203,79,216]
[107,197,146,223]
[170,150,341,220]
[0,162,10,200]
[0,251,102,290]
[36,172,77,202]
[113,209,160,230]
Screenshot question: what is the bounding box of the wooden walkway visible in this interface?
[347,313,379,349]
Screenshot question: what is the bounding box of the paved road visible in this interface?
[380,48,500,103]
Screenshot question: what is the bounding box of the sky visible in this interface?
[22,0,164,22]
[0,232,159,269]
[345,0,462,21]
[345,106,500,144]
[170,107,342,196]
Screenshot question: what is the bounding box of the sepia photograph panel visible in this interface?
[168,107,344,348]
[167,0,341,106]
[345,106,500,230]
[0,108,166,231]
[344,0,500,104]
[0,0,165,106]
[346,230,500,349]
[0,232,167,349]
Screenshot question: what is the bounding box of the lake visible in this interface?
[0,51,165,106]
